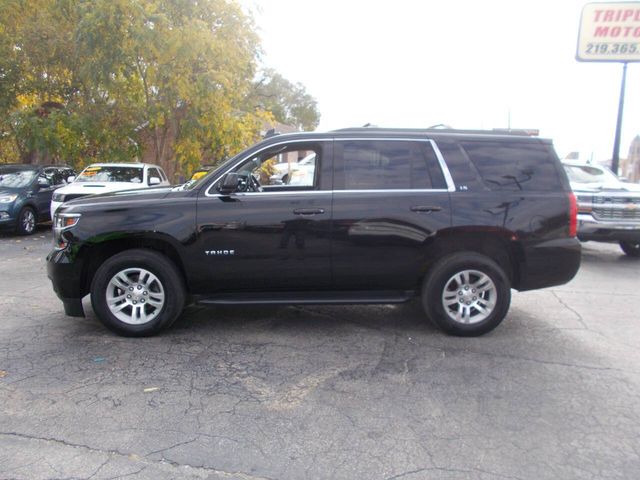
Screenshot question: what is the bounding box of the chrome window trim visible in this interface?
[205,189,449,198]
[427,140,456,192]
[204,136,456,197]
[336,189,450,194]
[223,190,333,197]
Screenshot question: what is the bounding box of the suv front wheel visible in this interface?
[422,252,511,336]
[90,249,186,336]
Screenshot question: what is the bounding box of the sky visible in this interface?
[239,0,640,164]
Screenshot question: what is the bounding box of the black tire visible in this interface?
[620,241,640,257]
[16,206,37,235]
[421,252,511,336]
[90,249,186,337]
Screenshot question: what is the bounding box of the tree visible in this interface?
[0,0,318,181]
[250,68,320,131]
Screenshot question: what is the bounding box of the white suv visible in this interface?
[50,163,170,218]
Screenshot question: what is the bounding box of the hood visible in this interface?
[570,181,640,194]
[64,186,173,208]
[0,187,23,196]
[55,181,151,196]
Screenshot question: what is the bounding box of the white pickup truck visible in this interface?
[563,161,640,256]
[50,163,170,218]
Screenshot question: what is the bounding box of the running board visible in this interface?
[196,290,415,306]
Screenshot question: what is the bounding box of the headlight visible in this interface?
[53,213,81,250]
[576,195,593,213]
[52,193,65,202]
[54,213,81,230]
[0,194,18,203]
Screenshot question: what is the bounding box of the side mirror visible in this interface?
[218,173,239,194]
[37,176,51,188]
[149,176,161,186]
[66,175,76,183]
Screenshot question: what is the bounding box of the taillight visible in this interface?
[568,192,577,237]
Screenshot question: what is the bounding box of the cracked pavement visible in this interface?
[1,229,640,479]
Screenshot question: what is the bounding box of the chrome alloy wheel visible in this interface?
[441,269,497,325]
[106,268,165,325]
[22,209,35,233]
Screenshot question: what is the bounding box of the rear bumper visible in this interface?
[576,213,640,242]
[516,237,581,291]
[46,248,86,317]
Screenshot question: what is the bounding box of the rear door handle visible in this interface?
[293,208,325,216]
[410,205,442,213]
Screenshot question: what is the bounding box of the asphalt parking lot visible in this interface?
[1,229,639,480]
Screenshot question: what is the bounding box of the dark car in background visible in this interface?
[0,164,75,235]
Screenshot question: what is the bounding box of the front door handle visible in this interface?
[410,205,442,213]
[293,208,325,216]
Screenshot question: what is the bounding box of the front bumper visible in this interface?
[0,203,20,230]
[577,213,640,242]
[46,248,86,317]
[0,215,17,230]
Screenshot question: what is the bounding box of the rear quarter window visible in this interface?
[459,141,563,192]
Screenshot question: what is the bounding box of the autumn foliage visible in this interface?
[0,0,320,181]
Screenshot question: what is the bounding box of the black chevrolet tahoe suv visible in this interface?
[47,128,581,337]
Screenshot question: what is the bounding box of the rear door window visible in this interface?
[334,140,445,190]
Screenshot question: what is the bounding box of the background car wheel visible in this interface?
[422,252,511,336]
[90,249,185,336]
[16,206,36,235]
[620,241,640,257]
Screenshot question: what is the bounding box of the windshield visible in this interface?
[563,165,620,184]
[0,169,37,189]
[76,165,144,183]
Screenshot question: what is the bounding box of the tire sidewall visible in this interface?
[422,253,511,336]
[620,241,640,257]
[91,250,185,336]
[16,206,36,235]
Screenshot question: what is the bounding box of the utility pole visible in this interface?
[612,62,628,175]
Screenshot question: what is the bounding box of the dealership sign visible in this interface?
[577,2,640,61]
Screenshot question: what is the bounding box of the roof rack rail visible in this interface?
[263,128,280,139]
[331,126,540,136]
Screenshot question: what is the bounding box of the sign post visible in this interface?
[577,2,640,174]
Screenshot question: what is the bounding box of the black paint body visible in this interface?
[47,129,581,314]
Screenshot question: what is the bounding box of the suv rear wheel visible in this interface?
[90,249,185,336]
[422,252,511,336]
[619,241,640,257]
